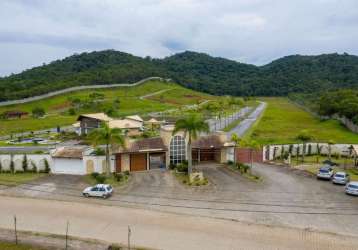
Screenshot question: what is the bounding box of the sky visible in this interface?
[0,0,357,76]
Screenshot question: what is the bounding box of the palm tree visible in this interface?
[296,130,313,163]
[231,133,241,163]
[87,122,125,176]
[173,114,209,174]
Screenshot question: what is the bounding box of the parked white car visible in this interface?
[345,182,358,196]
[332,172,350,185]
[82,184,113,198]
[316,166,334,180]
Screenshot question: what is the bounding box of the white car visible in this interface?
[345,182,358,196]
[82,184,113,198]
[316,166,334,180]
[332,172,350,185]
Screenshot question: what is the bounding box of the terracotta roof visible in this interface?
[192,135,224,149]
[122,137,167,153]
[52,147,86,159]
[126,115,143,122]
[108,119,142,129]
[77,113,112,122]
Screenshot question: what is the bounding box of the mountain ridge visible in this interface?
[1,50,357,101]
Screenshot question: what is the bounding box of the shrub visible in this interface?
[68,108,76,115]
[123,170,130,176]
[176,164,188,173]
[31,161,37,173]
[93,148,105,156]
[227,160,234,165]
[10,158,15,174]
[44,158,50,173]
[91,172,100,179]
[114,173,123,182]
[32,107,45,118]
[169,163,176,170]
[22,154,28,172]
[95,175,106,184]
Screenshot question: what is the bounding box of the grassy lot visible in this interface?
[0,241,46,250]
[247,97,358,144]
[0,80,222,136]
[0,173,47,186]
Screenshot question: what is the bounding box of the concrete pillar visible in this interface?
[146,152,150,170]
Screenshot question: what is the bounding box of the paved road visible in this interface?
[3,163,358,238]
[207,106,252,132]
[1,196,358,250]
[0,77,164,107]
[227,101,267,138]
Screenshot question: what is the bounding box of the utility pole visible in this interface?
[65,221,69,250]
[14,216,18,245]
[128,225,131,250]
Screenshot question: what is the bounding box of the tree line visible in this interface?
[1,50,358,101]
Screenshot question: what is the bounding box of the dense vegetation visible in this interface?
[1,50,358,101]
[290,89,358,125]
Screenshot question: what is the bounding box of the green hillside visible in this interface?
[0,80,218,136]
[1,50,358,101]
[246,98,358,144]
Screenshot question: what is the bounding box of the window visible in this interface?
[170,135,186,164]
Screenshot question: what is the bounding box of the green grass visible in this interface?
[303,165,358,181]
[0,80,222,136]
[247,97,358,144]
[0,173,47,186]
[0,241,46,250]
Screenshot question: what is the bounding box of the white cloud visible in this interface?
[0,0,357,76]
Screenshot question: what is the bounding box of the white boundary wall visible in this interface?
[263,143,358,161]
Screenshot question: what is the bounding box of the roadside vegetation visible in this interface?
[0,241,46,250]
[226,161,262,182]
[84,171,130,187]
[247,97,358,144]
[170,162,209,186]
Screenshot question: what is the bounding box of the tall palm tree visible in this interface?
[173,114,209,174]
[231,133,241,163]
[87,122,125,176]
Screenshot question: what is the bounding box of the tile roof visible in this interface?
[122,137,167,153]
[52,147,86,159]
[108,119,142,129]
[192,135,225,149]
[126,115,143,122]
[77,113,112,122]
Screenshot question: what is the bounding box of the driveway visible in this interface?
[2,163,358,237]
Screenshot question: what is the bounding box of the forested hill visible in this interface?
[1,50,358,101]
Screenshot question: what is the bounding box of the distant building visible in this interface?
[77,113,112,135]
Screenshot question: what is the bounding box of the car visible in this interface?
[316,166,334,180]
[82,184,113,198]
[332,172,350,185]
[322,159,339,166]
[345,182,358,196]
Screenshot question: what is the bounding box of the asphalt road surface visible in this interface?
[1,196,358,250]
[227,101,266,138]
[3,163,358,239]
